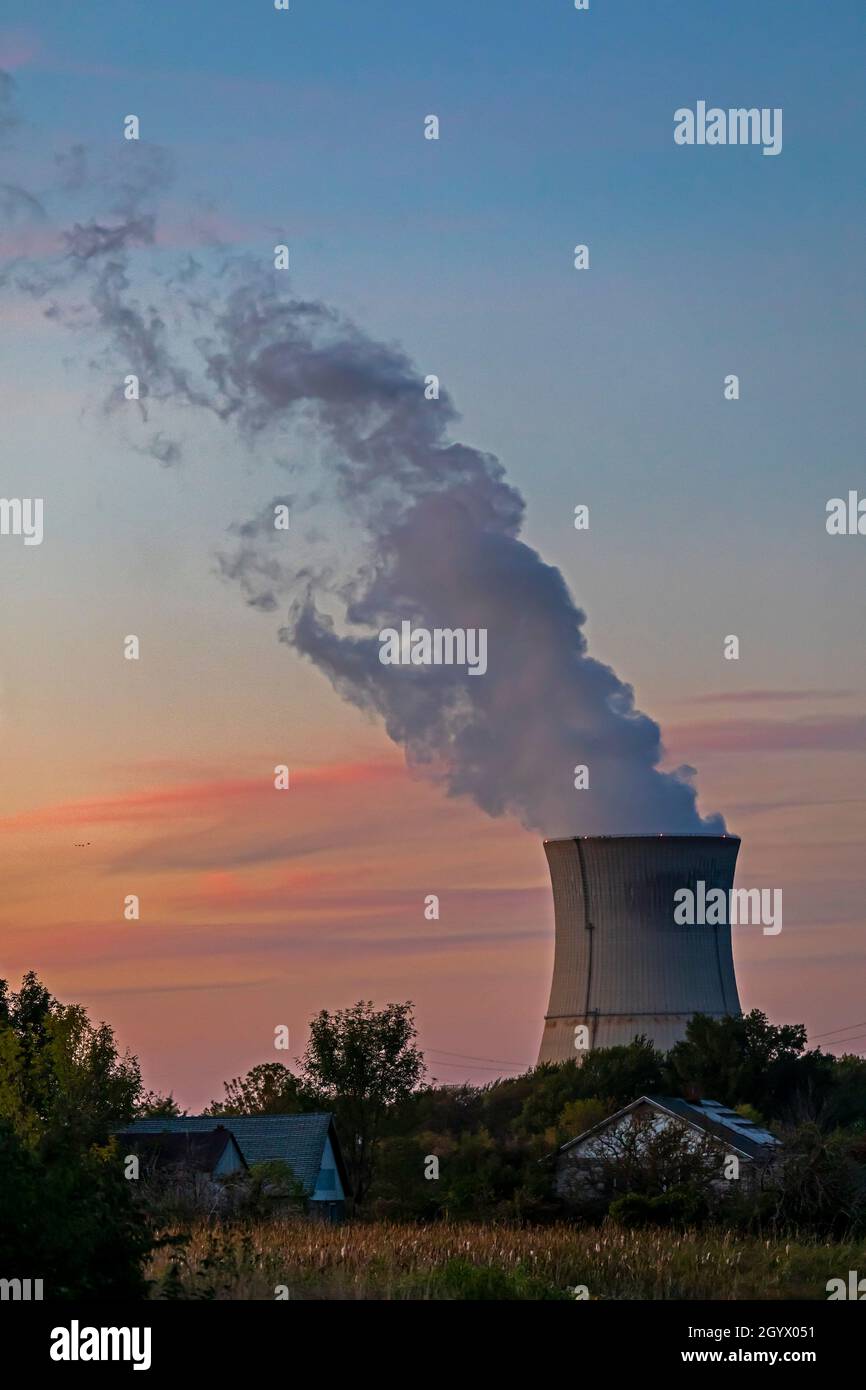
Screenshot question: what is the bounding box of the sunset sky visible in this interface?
[1,1,865,1109]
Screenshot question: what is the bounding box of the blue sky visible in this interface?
[4,0,864,731]
[7,0,863,686]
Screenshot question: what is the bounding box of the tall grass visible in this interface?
[146,1220,866,1300]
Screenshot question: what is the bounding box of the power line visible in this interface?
[425,1025,866,1074]
[812,1020,866,1040]
[426,1047,533,1068]
[427,1059,525,1074]
[820,1032,866,1050]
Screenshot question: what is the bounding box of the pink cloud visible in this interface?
[668,715,866,755]
[0,758,404,832]
[675,689,855,706]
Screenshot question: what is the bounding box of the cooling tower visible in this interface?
[537,835,741,1065]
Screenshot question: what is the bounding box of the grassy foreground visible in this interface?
[146,1220,866,1300]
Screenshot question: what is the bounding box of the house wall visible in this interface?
[214,1141,246,1177]
[555,1105,764,1202]
[312,1134,345,1202]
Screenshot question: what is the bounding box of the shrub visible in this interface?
[0,1121,155,1299]
[610,1186,710,1230]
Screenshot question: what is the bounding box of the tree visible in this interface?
[300,1001,425,1211]
[0,972,142,1153]
[555,1097,610,1148]
[205,1062,318,1116]
[242,1160,308,1216]
[0,974,155,1297]
[823,1054,866,1132]
[514,1038,665,1136]
[665,1010,834,1121]
[137,1090,185,1119]
[0,1120,155,1299]
[762,1123,866,1236]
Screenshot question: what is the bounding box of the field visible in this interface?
[146,1220,866,1301]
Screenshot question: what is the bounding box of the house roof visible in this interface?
[557,1095,781,1163]
[116,1126,247,1175]
[123,1113,346,1195]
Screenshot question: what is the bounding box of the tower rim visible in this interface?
[544,833,740,845]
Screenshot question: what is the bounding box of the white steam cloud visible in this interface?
[1,104,724,836]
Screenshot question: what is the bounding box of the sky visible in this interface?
[1,1,864,1108]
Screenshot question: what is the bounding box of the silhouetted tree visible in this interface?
[665,1010,834,1121]
[136,1090,185,1118]
[206,1062,319,1116]
[300,1001,424,1211]
[0,1120,155,1299]
[0,972,141,1153]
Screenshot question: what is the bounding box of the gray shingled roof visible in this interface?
[115,1127,246,1175]
[124,1113,334,1194]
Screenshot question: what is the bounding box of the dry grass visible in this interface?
[146,1219,866,1300]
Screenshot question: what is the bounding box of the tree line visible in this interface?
[2,971,865,1297]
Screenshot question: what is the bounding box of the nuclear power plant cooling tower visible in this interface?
[537,835,742,1065]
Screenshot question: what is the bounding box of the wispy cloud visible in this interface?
[675,689,856,706]
[165,873,547,918]
[2,903,547,973]
[0,759,403,832]
[669,715,866,755]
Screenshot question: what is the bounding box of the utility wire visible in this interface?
[819,1032,866,1049]
[812,1020,866,1040]
[426,1047,533,1067]
[424,1024,866,1074]
[427,1059,525,1074]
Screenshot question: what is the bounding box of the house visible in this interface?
[553,1094,781,1203]
[124,1113,348,1220]
[115,1125,248,1213]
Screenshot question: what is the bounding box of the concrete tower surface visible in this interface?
[537,835,742,1065]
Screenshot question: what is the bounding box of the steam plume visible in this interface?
[1,105,724,836]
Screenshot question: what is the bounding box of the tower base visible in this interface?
[537,1011,733,1065]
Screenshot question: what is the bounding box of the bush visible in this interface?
[760,1125,866,1236]
[0,1122,155,1299]
[610,1186,710,1230]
